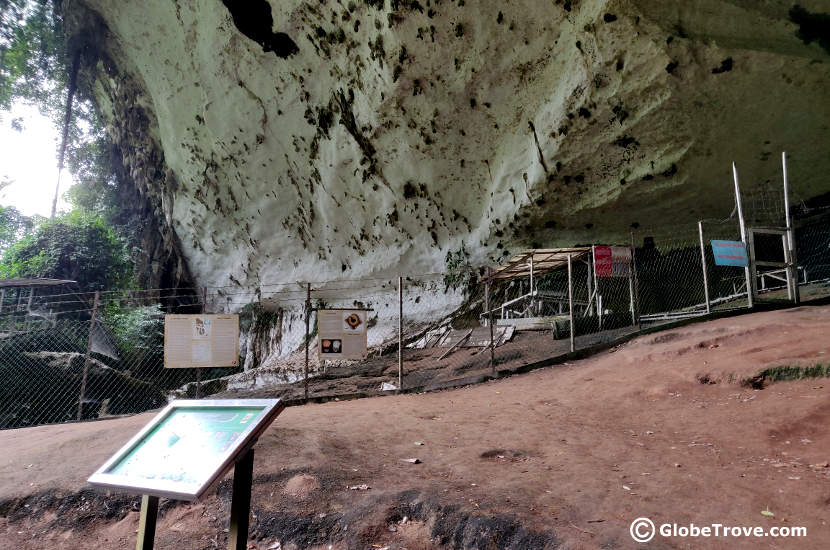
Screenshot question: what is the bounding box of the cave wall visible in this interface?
[62,0,830,300]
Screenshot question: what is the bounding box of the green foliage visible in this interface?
[0,0,67,116]
[2,1,122,233]
[752,363,830,384]
[0,203,38,253]
[443,241,475,292]
[0,210,133,289]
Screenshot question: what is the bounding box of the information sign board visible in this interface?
[711,240,749,267]
[164,314,239,368]
[317,309,368,360]
[593,245,632,277]
[88,399,283,501]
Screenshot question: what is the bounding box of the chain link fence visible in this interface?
[1,212,828,430]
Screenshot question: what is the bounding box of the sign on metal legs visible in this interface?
[88,399,284,550]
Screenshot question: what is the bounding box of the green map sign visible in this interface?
[88,399,284,501]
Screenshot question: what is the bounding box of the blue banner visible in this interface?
[711,240,748,267]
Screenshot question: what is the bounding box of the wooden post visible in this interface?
[782,152,800,304]
[567,254,575,353]
[77,291,100,421]
[135,494,159,550]
[698,221,711,314]
[398,276,403,390]
[487,267,495,374]
[732,162,754,308]
[227,449,255,550]
[304,283,311,402]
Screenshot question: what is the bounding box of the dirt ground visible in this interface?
[2,305,830,549]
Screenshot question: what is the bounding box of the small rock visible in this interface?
[674,463,682,468]
[400,458,421,464]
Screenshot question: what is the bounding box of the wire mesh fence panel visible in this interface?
[795,219,830,302]
[0,289,242,430]
[633,231,709,321]
[699,219,752,311]
[0,319,94,429]
[1,212,828,430]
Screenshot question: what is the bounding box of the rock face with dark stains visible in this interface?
[62,0,830,299]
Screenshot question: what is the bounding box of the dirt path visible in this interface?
[2,306,830,549]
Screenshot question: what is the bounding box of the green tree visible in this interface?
[0,0,67,116]
[0,203,38,253]
[0,210,132,289]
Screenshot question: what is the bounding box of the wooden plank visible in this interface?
[438,329,472,360]
[136,495,159,550]
[227,449,255,550]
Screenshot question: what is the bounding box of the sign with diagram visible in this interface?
[87,399,284,501]
[593,245,632,277]
[711,240,749,267]
[164,314,239,368]
[317,309,368,360]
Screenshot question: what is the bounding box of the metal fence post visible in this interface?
[77,291,100,421]
[628,242,636,326]
[487,267,495,374]
[398,276,403,390]
[196,286,206,399]
[304,282,311,403]
[732,162,754,308]
[567,254,575,353]
[630,231,641,329]
[782,152,800,304]
[698,221,711,314]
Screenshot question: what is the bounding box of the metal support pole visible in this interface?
[25,288,34,331]
[587,252,594,316]
[567,254,575,353]
[732,162,754,308]
[782,152,800,304]
[628,249,636,326]
[487,267,495,374]
[529,256,535,314]
[698,221,711,314]
[630,231,641,329]
[748,229,758,302]
[135,494,159,550]
[227,448,255,550]
[304,283,311,402]
[196,287,207,399]
[77,291,100,421]
[398,276,403,390]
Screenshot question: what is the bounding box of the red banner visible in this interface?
[593,246,613,277]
